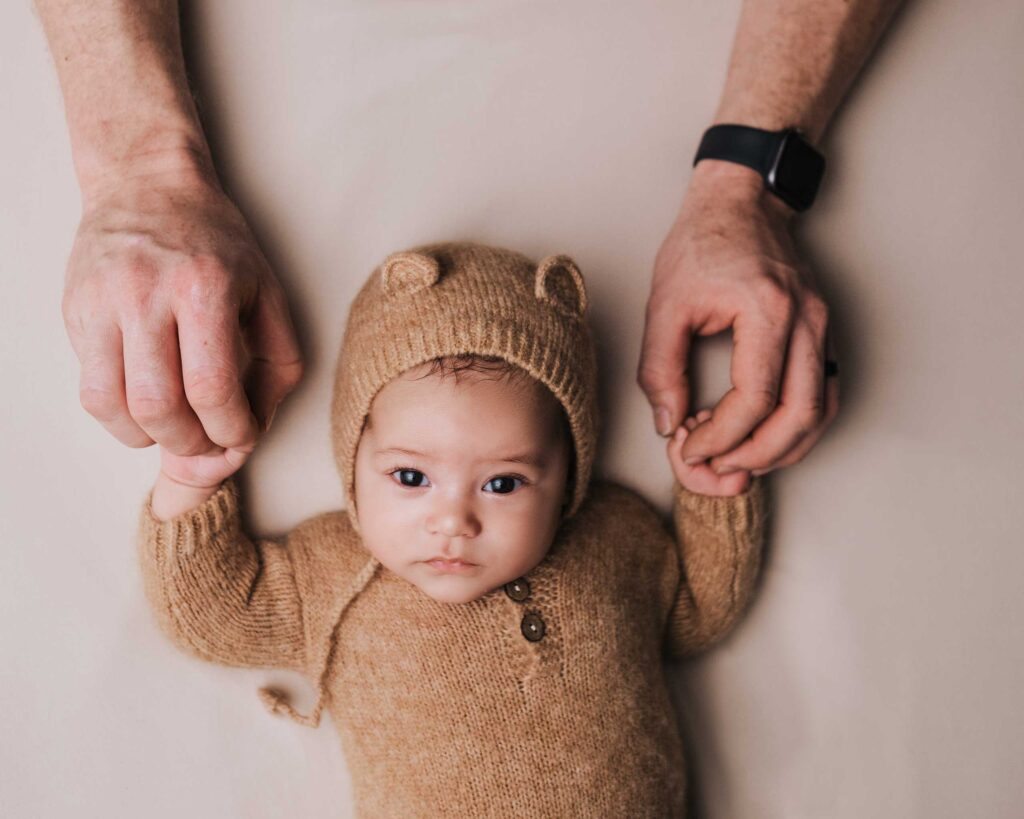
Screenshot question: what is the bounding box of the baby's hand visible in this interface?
[666,409,752,497]
[158,440,255,491]
[151,442,256,521]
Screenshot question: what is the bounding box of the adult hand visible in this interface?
[638,161,839,477]
[62,157,304,456]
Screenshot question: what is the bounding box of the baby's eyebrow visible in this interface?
[489,452,549,469]
[375,446,433,461]
[374,447,548,469]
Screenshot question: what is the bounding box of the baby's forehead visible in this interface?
[365,366,567,441]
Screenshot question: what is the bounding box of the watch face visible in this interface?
[768,132,825,211]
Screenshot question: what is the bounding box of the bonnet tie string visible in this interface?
[256,555,382,728]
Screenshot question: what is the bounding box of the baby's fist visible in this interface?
[667,410,752,497]
[158,440,255,490]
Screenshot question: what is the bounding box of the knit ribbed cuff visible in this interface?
[139,478,240,557]
[672,474,768,533]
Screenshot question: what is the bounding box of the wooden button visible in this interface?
[520,612,545,642]
[504,578,531,602]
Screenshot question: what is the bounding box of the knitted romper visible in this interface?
[136,241,769,818]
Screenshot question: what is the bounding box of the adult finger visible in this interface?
[70,319,155,447]
[708,300,828,473]
[177,296,260,451]
[680,291,793,463]
[753,370,840,474]
[123,313,211,456]
[241,280,304,433]
[637,296,694,436]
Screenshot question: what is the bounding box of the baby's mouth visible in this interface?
[424,558,478,571]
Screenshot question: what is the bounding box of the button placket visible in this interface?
[503,577,531,602]
[520,611,546,642]
[504,576,546,643]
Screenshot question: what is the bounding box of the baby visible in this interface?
[138,240,767,817]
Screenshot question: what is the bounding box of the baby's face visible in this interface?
[353,362,571,604]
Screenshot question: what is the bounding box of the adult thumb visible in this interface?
[242,283,305,434]
[637,305,693,437]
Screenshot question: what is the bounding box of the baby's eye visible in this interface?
[392,469,430,488]
[483,475,523,495]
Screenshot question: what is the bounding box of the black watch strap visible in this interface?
[692,124,825,212]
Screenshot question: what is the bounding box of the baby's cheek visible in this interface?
[503,528,555,579]
[360,513,410,567]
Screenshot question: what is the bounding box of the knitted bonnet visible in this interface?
[330,240,600,535]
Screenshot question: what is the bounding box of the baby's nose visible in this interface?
[429,503,481,539]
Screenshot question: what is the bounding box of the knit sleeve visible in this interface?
[136,477,306,673]
[662,475,768,660]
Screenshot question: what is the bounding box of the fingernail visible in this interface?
[655,407,673,437]
[683,455,704,465]
[715,464,740,475]
[262,404,278,434]
[751,468,770,476]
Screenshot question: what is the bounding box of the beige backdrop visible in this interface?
[4,1,1022,817]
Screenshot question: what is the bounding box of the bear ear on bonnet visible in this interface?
[534,254,587,320]
[381,251,441,297]
[380,247,588,321]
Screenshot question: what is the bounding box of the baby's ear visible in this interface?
[381,251,441,297]
[534,254,587,319]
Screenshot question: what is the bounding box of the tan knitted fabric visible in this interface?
[331,241,599,535]
[135,240,771,816]
[137,474,767,816]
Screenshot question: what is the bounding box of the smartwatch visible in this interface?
[692,124,826,212]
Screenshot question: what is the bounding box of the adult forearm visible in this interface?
[32,0,214,200]
[712,0,904,145]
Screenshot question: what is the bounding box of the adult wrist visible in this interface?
[687,159,797,224]
[76,128,219,206]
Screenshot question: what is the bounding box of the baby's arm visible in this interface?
[661,411,769,659]
[137,473,306,673]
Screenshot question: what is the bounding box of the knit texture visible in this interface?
[330,241,599,535]
[135,239,771,816]
[137,472,768,817]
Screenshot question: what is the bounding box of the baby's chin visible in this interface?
[412,570,526,606]
[380,549,554,605]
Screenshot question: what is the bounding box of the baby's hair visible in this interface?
[411,354,532,387]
